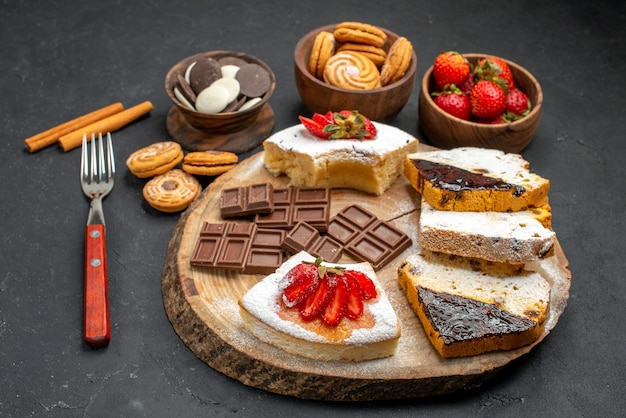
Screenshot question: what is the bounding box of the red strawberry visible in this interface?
[300,110,376,140]
[344,270,377,300]
[344,274,364,319]
[299,116,330,139]
[433,51,470,90]
[470,80,507,119]
[322,275,349,326]
[459,73,475,95]
[505,88,531,118]
[282,262,320,307]
[299,274,334,321]
[474,56,514,92]
[484,114,509,124]
[281,259,377,326]
[432,85,471,120]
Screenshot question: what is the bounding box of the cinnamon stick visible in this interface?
[24,102,124,153]
[58,101,154,152]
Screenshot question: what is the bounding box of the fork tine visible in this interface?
[90,132,97,184]
[81,134,88,183]
[97,132,106,183]
[106,132,115,181]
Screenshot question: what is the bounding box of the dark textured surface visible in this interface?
[1,1,624,416]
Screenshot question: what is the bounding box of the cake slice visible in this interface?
[419,198,556,264]
[398,251,550,358]
[263,122,419,195]
[239,251,401,361]
[404,147,550,212]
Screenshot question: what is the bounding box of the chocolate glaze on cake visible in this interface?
[417,285,536,346]
[413,159,525,197]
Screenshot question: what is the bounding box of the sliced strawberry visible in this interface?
[344,274,363,320]
[322,275,348,326]
[300,274,334,321]
[299,115,330,139]
[282,263,319,307]
[312,112,330,126]
[345,270,377,300]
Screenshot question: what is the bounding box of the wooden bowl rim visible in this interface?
[421,53,543,128]
[165,50,276,118]
[294,23,417,95]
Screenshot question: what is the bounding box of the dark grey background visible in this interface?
[1,1,624,416]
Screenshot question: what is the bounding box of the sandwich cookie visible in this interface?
[182,150,238,176]
[380,36,413,86]
[336,43,387,67]
[126,141,184,178]
[333,21,387,48]
[308,30,336,79]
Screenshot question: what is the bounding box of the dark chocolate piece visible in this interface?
[189,57,223,95]
[235,63,271,97]
[176,73,197,104]
[327,205,411,270]
[190,222,286,274]
[221,183,274,218]
[254,187,330,231]
[282,221,343,263]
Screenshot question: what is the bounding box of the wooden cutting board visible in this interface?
[161,146,571,401]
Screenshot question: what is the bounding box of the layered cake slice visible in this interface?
[239,251,401,361]
[398,251,550,358]
[404,147,550,212]
[419,198,556,264]
[263,112,419,195]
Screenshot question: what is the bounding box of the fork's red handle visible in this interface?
[84,224,110,347]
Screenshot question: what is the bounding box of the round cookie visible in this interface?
[182,150,238,176]
[380,36,413,86]
[308,30,335,79]
[126,141,184,178]
[323,51,381,90]
[142,169,201,213]
[333,21,387,48]
[337,43,387,67]
[235,63,271,98]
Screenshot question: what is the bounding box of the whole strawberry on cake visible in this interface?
[263,110,419,195]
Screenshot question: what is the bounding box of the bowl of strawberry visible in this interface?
[418,52,543,153]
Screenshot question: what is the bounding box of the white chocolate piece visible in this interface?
[211,77,240,103]
[184,61,196,84]
[221,64,240,79]
[174,87,195,111]
[238,97,262,111]
[195,85,229,114]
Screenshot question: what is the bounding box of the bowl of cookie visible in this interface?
[294,22,417,122]
[418,52,543,153]
[165,51,276,151]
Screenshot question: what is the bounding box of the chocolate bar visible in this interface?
[282,221,343,263]
[190,222,286,274]
[220,183,274,218]
[327,205,412,270]
[254,187,330,231]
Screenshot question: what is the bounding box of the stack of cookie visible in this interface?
[309,21,413,90]
[125,141,238,212]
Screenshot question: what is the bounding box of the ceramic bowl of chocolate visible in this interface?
[294,22,417,122]
[165,51,275,136]
[418,52,543,153]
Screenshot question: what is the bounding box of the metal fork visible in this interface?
[80,132,115,347]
